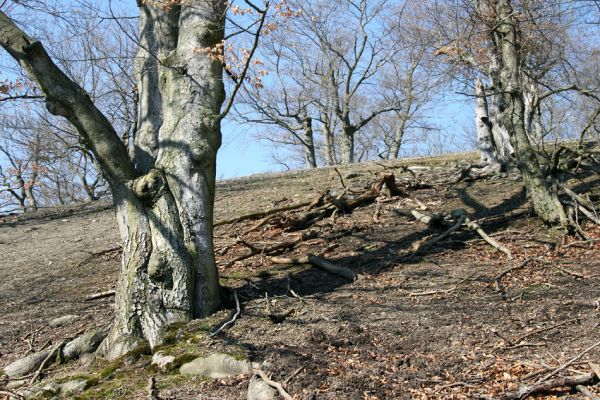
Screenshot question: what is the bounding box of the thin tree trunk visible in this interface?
[322,113,337,165]
[302,116,317,168]
[340,124,355,164]
[494,0,566,226]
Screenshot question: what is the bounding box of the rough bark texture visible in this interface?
[486,44,515,166]
[475,78,500,168]
[493,0,566,226]
[302,117,317,168]
[0,1,225,358]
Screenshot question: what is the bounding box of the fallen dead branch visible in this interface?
[535,340,600,385]
[284,172,402,231]
[505,372,596,399]
[214,200,314,227]
[463,216,512,258]
[577,384,600,400]
[270,254,356,281]
[253,369,293,400]
[412,212,466,255]
[209,291,241,337]
[29,339,67,384]
[494,258,535,297]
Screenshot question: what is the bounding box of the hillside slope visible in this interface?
[2,152,600,399]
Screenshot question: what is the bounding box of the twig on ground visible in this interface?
[209,291,241,337]
[512,318,579,344]
[215,200,313,227]
[85,290,116,301]
[282,367,304,385]
[556,266,588,279]
[535,340,600,385]
[494,258,534,296]
[29,339,67,384]
[408,273,475,297]
[505,373,596,399]
[0,389,26,400]
[253,369,293,400]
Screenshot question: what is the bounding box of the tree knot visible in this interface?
[132,168,167,204]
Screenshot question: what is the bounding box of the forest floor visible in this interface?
[1,150,600,399]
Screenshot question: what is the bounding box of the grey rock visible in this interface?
[180,353,251,378]
[63,328,108,360]
[247,375,276,400]
[49,314,79,328]
[6,379,26,390]
[41,381,61,395]
[60,379,88,394]
[152,351,176,372]
[4,349,51,378]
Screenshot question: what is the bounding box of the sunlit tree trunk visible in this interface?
[0,1,225,358]
[493,0,566,225]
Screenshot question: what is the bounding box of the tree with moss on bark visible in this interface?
[0,0,284,358]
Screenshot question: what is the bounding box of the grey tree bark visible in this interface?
[475,78,500,168]
[0,1,225,358]
[493,0,567,226]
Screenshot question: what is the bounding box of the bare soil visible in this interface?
[2,151,600,399]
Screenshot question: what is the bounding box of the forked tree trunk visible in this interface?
[101,2,224,357]
[0,1,225,359]
[493,0,566,226]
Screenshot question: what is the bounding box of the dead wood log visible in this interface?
[270,254,357,281]
[578,384,600,400]
[464,217,512,258]
[284,173,401,231]
[214,200,314,227]
[412,214,466,255]
[504,373,596,399]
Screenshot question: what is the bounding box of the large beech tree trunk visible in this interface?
[493,0,566,226]
[0,1,225,358]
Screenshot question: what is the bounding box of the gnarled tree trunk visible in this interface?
[0,1,225,359]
